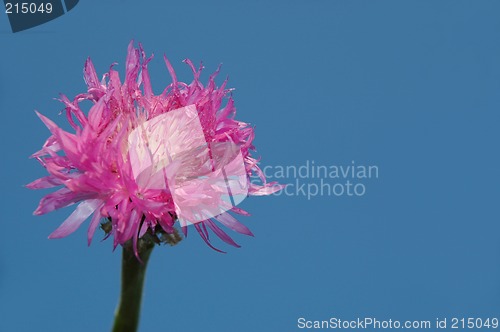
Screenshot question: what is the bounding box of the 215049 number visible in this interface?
[451,318,499,329]
[5,2,53,14]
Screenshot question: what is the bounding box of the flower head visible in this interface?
[28,42,283,255]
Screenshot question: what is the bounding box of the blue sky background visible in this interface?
[1,1,500,331]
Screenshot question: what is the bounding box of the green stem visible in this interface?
[112,241,154,332]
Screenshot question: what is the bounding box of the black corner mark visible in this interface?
[4,0,80,33]
[64,0,77,11]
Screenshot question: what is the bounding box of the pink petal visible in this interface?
[35,111,80,161]
[139,44,154,98]
[87,201,104,245]
[87,97,107,131]
[205,219,241,248]
[194,223,225,253]
[26,176,64,189]
[49,199,102,239]
[83,57,100,89]
[214,212,253,236]
[120,209,140,244]
[58,94,88,126]
[230,206,251,216]
[125,41,140,91]
[34,188,94,215]
[35,111,59,133]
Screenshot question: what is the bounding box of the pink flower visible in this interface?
[28,41,284,254]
